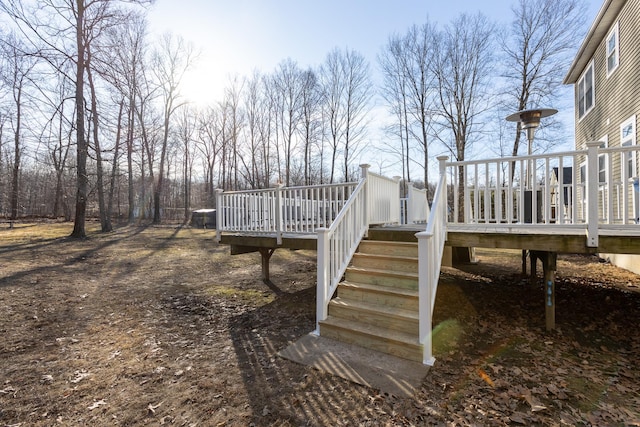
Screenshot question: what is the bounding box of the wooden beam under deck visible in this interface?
[367,226,640,255]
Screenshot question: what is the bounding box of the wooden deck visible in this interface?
[220,224,640,255]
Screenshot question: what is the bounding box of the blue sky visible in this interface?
[148,0,603,105]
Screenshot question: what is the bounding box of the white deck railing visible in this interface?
[447,141,640,246]
[416,156,449,366]
[401,183,429,224]
[215,181,358,244]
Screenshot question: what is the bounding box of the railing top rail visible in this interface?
[600,145,640,154]
[327,179,366,233]
[445,149,589,167]
[425,175,446,236]
[369,170,399,184]
[219,181,359,195]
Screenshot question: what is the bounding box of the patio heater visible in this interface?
[506,108,557,223]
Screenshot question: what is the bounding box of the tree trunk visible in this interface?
[10,85,21,220]
[107,100,125,226]
[86,55,111,232]
[71,0,87,238]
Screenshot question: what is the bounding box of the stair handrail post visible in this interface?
[215,188,224,243]
[275,182,284,245]
[586,141,600,247]
[360,163,371,228]
[416,230,436,366]
[314,227,330,335]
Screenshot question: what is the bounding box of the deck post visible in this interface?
[314,227,330,335]
[542,252,557,331]
[360,164,370,235]
[275,183,284,245]
[215,189,224,243]
[438,156,449,221]
[586,142,600,247]
[258,248,276,283]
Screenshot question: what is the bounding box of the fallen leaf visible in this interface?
[88,399,106,410]
[510,412,528,424]
[147,401,163,415]
[522,389,547,412]
[477,368,495,387]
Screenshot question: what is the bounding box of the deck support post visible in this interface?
[531,251,557,330]
[259,248,276,283]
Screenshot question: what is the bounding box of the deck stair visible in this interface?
[318,240,423,362]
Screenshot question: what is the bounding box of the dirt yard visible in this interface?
[1,222,639,426]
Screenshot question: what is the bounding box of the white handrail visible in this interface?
[315,177,368,334]
[416,156,449,366]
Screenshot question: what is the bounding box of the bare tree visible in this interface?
[320,48,373,182]
[150,33,195,223]
[501,0,586,159]
[0,0,152,236]
[299,68,323,185]
[0,32,37,220]
[196,105,222,205]
[433,13,495,220]
[176,105,195,222]
[272,59,304,186]
[101,14,149,223]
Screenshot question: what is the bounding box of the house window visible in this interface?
[578,61,594,119]
[606,22,619,76]
[598,138,607,183]
[620,116,637,179]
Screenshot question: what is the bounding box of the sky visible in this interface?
[146,0,604,173]
[148,0,603,104]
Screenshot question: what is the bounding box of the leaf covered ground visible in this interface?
[0,223,639,426]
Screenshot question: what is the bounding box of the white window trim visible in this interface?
[606,22,620,78]
[598,136,608,184]
[577,60,595,121]
[620,115,637,180]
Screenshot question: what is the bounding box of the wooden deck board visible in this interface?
[218,223,640,255]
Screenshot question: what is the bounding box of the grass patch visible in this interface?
[205,285,276,305]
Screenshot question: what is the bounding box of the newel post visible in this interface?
[586,142,600,247]
[215,189,224,243]
[360,164,371,228]
[314,227,330,335]
[416,230,436,366]
[275,182,284,245]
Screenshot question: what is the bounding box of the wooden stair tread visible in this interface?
[361,240,418,247]
[352,253,418,262]
[346,266,418,279]
[340,281,418,297]
[320,316,419,346]
[329,297,418,320]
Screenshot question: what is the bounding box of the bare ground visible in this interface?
[0,222,639,426]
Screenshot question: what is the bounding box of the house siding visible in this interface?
[575,0,640,150]
[572,0,640,274]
